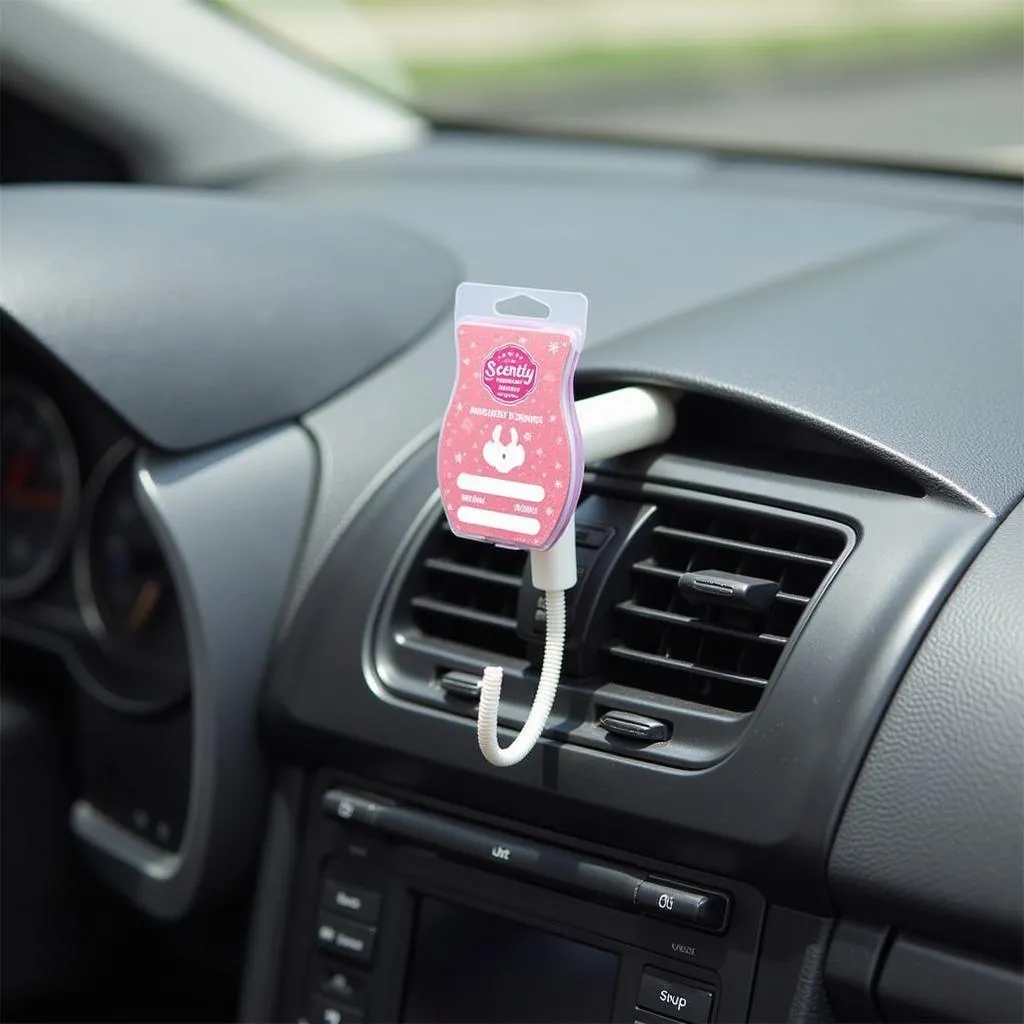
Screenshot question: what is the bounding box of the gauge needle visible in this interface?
[127,579,163,632]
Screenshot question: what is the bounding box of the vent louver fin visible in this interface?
[606,501,846,714]
[407,523,527,660]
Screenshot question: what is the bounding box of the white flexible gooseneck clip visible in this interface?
[477,387,677,766]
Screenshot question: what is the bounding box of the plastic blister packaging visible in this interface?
[438,283,589,552]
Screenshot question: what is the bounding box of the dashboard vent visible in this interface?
[606,500,847,713]
[408,521,527,660]
[381,478,852,768]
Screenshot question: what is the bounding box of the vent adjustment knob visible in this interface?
[677,569,778,612]
[598,709,670,743]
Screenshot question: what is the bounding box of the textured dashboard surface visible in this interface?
[578,219,1023,515]
[1,185,459,451]
[831,499,1024,959]
[250,135,1024,518]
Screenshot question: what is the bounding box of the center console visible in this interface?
[278,773,764,1024]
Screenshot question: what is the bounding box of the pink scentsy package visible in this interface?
[438,283,589,551]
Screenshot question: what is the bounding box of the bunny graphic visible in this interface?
[482,426,526,474]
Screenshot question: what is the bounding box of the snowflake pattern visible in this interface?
[547,340,561,355]
[453,452,464,465]
[523,432,533,442]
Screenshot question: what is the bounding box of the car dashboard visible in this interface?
[1,133,1022,1024]
[2,340,192,846]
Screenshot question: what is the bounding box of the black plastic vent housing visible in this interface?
[377,476,853,768]
[608,499,847,713]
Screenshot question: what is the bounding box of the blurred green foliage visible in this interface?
[404,11,1021,92]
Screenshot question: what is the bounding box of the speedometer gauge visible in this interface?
[74,441,190,711]
[1,380,79,598]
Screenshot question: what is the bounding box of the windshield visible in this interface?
[217,0,1022,172]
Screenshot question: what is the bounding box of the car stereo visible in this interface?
[278,778,764,1024]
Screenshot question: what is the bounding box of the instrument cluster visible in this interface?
[1,376,190,712]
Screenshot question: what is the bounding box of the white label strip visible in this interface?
[456,473,545,502]
[457,506,540,535]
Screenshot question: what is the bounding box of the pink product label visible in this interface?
[438,321,583,551]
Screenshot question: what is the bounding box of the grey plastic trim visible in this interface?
[70,425,316,919]
[70,799,179,880]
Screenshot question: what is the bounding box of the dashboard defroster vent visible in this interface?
[606,501,847,713]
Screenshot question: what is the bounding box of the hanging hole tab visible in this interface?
[494,294,551,319]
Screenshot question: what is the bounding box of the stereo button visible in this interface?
[637,972,713,1024]
[322,790,383,826]
[316,914,376,963]
[322,879,381,924]
[318,964,365,1006]
[635,879,730,933]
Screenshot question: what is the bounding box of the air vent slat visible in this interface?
[424,556,521,588]
[410,595,518,632]
[607,645,767,689]
[398,633,528,669]
[615,600,787,646]
[651,525,834,566]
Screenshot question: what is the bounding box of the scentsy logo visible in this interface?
[481,343,538,405]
